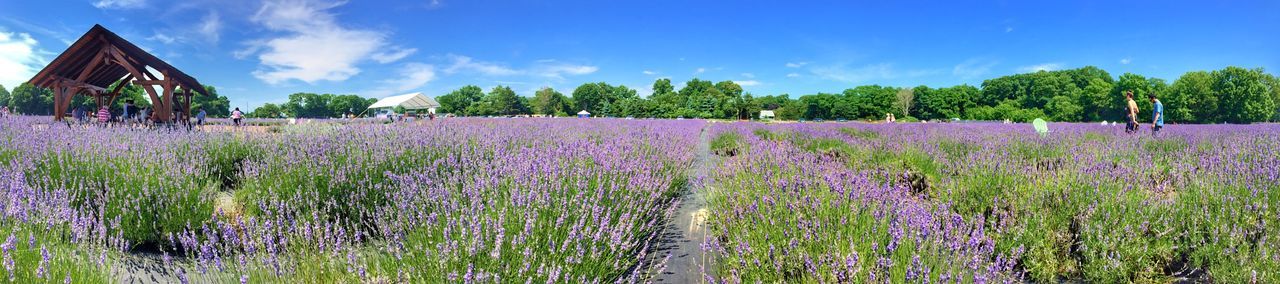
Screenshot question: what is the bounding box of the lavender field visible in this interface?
[0,117,1277,283]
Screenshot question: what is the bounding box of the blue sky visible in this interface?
[1,0,1277,110]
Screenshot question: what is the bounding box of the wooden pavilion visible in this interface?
[28,24,207,122]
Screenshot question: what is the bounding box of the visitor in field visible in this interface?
[1149,93,1163,136]
[0,106,8,117]
[196,107,207,126]
[231,107,244,126]
[96,105,111,125]
[122,100,133,122]
[72,106,85,123]
[1124,91,1139,133]
[139,107,150,125]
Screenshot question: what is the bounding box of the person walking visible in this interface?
[1124,91,1139,134]
[231,107,244,127]
[1149,93,1164,136]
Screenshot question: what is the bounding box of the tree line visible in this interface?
[4,65,1275,123]
[432,66,1279,123]
[248,93,377,118]
[0,82,232,117]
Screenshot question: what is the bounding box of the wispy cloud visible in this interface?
[733,80,761,87]
[642,70,657,75]
[1016,63,1063,73]
[198,11,221,44]
[441,54,520,76]
[810,63,938,83]
[740,73,755,78]
[786,73,801,78]
[371,47,417,64]
[953,58,998,79]
[93,0,146,9]
[694,67,707,75]
[785,62,808,68]
[363,62,436,98]
[0,29,47,88]
[242,0,398,84]
[1119,58,1132,65]
[441,54,596,80]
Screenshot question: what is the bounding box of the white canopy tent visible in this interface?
[367,92,440,115]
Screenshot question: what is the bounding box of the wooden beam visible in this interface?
[74,48,109,82]
[107,46,165,120]
[47,75,108,93]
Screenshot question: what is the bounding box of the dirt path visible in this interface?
[653,123,716,283]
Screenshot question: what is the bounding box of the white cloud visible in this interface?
[93,0,146,9]
[1005,27,1014,33]
[1016,63,1063,73]
[740,73,755,78]
[242,0,396,84]
[198,12,222,44]
[694,67,706,74]
[1119,58,1132,65]
[371,46,417,64]
[390,63,435,91]
[148,32,177,44]
[810,63,895,83]
[642,70,657,75]
[786,73,801,78]
[785,62,808,68]
[0,30,46,89]
[442,54,519,76]
[363,62,436,98]
[440,54,595,80]
[953,58,998,79]
[733,80,761,87]
[534,61,598,79]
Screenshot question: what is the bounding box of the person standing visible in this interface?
[231,107,244,126]
[1149,93,1164,136]
[96,105,111,125]
[122,100,133,123]
[1124,91,1139,134]
[196,107,207,126]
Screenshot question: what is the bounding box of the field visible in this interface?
[0,116,1277,283]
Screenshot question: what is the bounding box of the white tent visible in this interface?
[759,110,775,120]
[368,92,440,113]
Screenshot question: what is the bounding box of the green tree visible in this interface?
[191,85,232,117]
[477,86,527,116]
[842,85,897,119]
[328,94,375,117]
[1212,67,1276,123]
[0,84,9,107]
[1165,71,1216,123]
[531,87,572,116]
[9,82,53,115]
[1046,95,1083,121]
[573,82,636,117]
[1112,73,1167,121]
[1079,78,1114,122]
[437,85,484,115]
[715,81,745,118]
[676,79,725,118]
[282,93,333,118]
[248,103,285,118]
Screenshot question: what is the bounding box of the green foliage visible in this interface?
[530,87,573,116]
[1213,67,1277,123]
[192,85,232,117]
[710,132,745,156]
[469,86,528,116]
[437,85,485,115]
[0,84,9,107]
[248,103,285,118]
[8,82,52,115]
[572,82,636,117]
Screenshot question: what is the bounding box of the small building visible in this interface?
[759,110,776,120]
[577,110,591,118]
[367,92,439,117]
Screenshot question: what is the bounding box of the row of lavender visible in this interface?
[703,122,1280,283]
[0,116,702,282]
